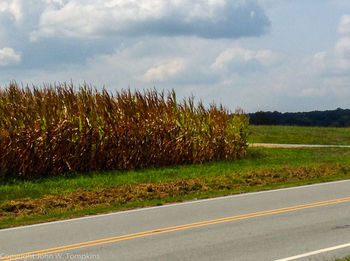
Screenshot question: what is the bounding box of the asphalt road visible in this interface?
[2,180,350,261]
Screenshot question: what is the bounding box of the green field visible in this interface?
[249,125,350,145]
[1,146,350,228]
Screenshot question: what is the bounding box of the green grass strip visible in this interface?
[249,125,350,145]
[1,147,350,203]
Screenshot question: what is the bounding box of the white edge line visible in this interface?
[275,242,350,261]
[1,179,350,232]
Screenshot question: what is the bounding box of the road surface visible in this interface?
[1,180,350,261]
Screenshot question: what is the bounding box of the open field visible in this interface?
[1,146,350,229]
[248,125,350,145]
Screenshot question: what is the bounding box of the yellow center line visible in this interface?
[2,196,350,261]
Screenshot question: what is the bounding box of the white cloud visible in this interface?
[303,17,350,102]
[0,0,22,22]
[312,16,350,77]
[211,46,276,69]
[30,2,107,41]
[312,51,327,72]
[142,59,186,82]
[338,15,350,34]
[44,0,64,5]
[30,0,270,40]
[335,37,350,58]
[312,37,350,76]
[0,47,21,66]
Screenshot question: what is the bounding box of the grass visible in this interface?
[333,257,350,261]
[1,147,350,203]
[248,125,350,145]
[1,146,350,229]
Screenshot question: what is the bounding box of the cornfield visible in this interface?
[0,83,249,178]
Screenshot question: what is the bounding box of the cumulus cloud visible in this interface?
[335,37,350,58]
[44,0,65,5]
[338,15,350,34]
[30,0,270,40]
[142,59,186,82]
[0,0,22,22]
[312,51,327,72]
[211,46,276,69]
[0,47,21,66]
[312,38,350,76]
[300,15,350,104]
[312,15,350,77]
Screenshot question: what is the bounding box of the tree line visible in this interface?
[248,108,350,127]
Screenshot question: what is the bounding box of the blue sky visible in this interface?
[0,0,349,112]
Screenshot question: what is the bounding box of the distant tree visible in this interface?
[248,108,350,127]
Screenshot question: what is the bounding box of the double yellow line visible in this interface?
[2,196,350,261]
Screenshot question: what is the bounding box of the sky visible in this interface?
[0,0,350,112]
